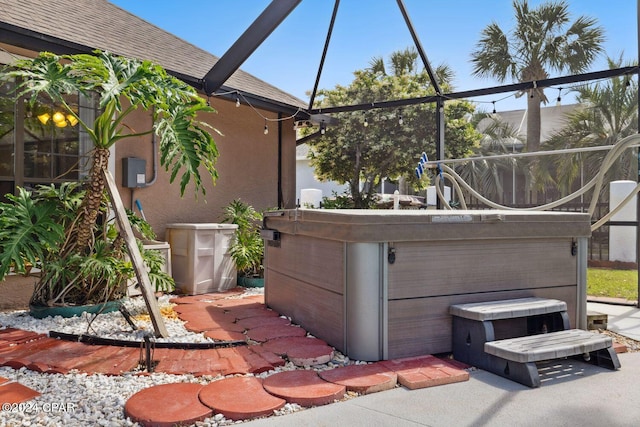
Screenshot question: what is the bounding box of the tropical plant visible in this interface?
[308,47,481,208]
[0,50,218,306]
[471,0,605,154]
[0,184,174,305]
[222,199,264,278]
[456,112,524,205]
[537,56,638,197]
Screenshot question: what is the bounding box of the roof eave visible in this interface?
[0,23,306,117]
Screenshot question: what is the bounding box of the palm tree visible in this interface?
[458,112,524,205]
[471,0,604,153]
[1,51,219,306]
[538,56,638,197]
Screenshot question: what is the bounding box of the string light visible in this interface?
[236,97,240,107]
[556,88,562,107]
[363,117,368,127]
[263,119,269,135]
[398,109,403,125]
[492,101,496,114]
[320,120,326,135]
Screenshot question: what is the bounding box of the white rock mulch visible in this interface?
[0,288,355,426]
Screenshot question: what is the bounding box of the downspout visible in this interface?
[147,108,158,186]
[146,131,158,186]
[278,112,283,208]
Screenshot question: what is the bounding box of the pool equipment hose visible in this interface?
[430,133,640,232]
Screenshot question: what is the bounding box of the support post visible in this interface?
[637,0,640,308]
[102,168,169,337]
[436,96,445,209]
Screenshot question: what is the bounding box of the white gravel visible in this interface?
[0,288,354,426]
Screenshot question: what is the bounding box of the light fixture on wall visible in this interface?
[37,111,78,127]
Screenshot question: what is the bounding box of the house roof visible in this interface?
[0,0,307,113]
[487,104,579,143]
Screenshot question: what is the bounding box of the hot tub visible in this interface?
[262,209,591,361]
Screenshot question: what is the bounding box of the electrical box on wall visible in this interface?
[122,157,146,188]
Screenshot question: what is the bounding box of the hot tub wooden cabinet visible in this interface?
[262,209,591,362]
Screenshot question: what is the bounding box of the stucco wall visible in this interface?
[114,97,297,240]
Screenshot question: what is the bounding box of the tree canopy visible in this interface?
[307,48,481,208]
[471,0,604,153]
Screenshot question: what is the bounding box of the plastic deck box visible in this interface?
[166,223,237,295]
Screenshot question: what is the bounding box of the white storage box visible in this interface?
[127,240,171,297]
[165,223,237,295]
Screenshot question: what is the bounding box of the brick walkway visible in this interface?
[0,289,470,425]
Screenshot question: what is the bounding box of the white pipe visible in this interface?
[431,133,640,232]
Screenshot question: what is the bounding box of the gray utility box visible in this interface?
[263,209,592,362]
[165,223,238,295]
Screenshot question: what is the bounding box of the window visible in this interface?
[0,78,97,200]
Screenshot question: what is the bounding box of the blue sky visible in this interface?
[110,0,637,112]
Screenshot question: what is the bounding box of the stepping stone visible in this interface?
[260,336,327,354]
[236,315,290,330]
[171,302,211,314]
[248,345,287,368]
[212,298,264,309]
[245,324,307,342]
[226,307,279,321]
[262,370,346,407]
[203,329,247,342]
[234,346,275,374]
[217,347,254,375]
[0,338,65,368]
[71,346,140,375]
[380,355,469,390]
[318,362,398,394]
[199,376,285,421]
[125,383,213,427]
[169,288,245,304]
[0,381,41,404]
[24,340,109,373]
[182,316,243,333]
[0,328,45,344]
[260,337,334,366]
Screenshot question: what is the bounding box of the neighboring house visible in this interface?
[295,143,348,205]
[296,104,579,205]
[482,103,578,143]
[0,0,306,239]
[474,103,579,205]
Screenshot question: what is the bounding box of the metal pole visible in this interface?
[636,0,639,308]
[436,97,445,209]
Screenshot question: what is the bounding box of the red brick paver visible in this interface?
[380,355,470,390]
[318,362,398,394]
[262,370,346,407]
[124,382,213,427]
[0,381,41,404]
[199,376,285,421]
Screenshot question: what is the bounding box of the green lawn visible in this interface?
[587,268,638,301]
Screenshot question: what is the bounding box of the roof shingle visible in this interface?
[0,0,306,109]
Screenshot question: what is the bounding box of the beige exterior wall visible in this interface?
[115,97,297,240]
